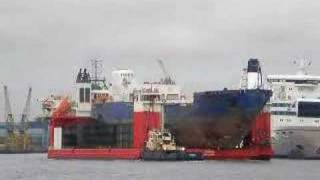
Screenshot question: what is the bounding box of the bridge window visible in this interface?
[141,95,160,101]
[167,94,179,100]
[286,80,319,85]
[85,88,90,103]
[271,103,292,107]
[298,102,320,118]
[80,88,85,103]
[271,111,296,116]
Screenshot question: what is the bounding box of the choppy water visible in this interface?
[0,154,319,180]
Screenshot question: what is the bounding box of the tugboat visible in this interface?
[142,129,203,161]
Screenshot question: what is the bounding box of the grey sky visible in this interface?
[1,0,320,120]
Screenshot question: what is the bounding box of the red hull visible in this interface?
[48,148,141,159]
[48,112,272,160]
[48,147,272,160]
[133,112,162,149]
[186,147,272,160]
[187,112,273,160]
[49,116,93,147]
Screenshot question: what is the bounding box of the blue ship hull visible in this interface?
[165,89,272,149]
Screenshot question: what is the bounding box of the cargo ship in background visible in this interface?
[48,59,273,160]
[268,60,320,159]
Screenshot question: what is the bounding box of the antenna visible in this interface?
[295,59,311,75]
[91,59,104,82]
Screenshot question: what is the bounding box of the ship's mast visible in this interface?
[240,68,248,89]
[91,59,104,82]
[91,59,107,90]
[294,59,311,75]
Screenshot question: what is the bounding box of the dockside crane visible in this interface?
[17,87,32,151]
[20,87,32,134]
[157,59,175,85]
[3,85,18,151]
[4,86,15,135]
[3,86,32,152]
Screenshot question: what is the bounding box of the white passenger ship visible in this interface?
[267,60,320,159]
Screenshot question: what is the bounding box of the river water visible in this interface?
[0,154,318,180]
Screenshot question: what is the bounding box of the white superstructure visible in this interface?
[132,81,190,115]
[140,82,188,104]
[109,68,189,104]
[110,69,138,102]
[46,59,190,119]
[267,60,320,158]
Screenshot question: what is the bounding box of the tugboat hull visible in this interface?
[142,150,203,161]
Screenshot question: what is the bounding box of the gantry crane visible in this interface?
[157,59,175,85]
[4,86,15,135]
[3,85,18,151]
[19,87,32,135]
[3,86,32,152]
[19,87,32,150]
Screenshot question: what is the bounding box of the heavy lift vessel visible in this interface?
[48,59,273,160]
[48,104,272,160]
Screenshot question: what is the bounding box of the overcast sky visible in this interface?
[1,0,320,120]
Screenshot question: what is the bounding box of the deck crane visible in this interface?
[19,87,32,134]
[157,59,175,85]
[52,96,72,118]
[4,86,15,135]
